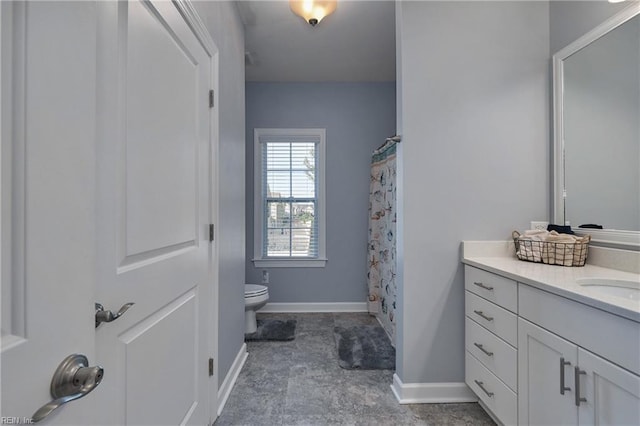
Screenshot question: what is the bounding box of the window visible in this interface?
[253,129,326,267]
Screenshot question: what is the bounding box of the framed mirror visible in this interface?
[554,3,640,249]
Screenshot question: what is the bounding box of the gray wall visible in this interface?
[189,0,634,390]
[396,1,549,383]
[192,1,246,387]
[245,82,396,303]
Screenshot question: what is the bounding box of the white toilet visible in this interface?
[244,284,269,334]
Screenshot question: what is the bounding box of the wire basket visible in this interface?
[512,231,590,267]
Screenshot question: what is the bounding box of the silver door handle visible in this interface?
[473,281,494,291]
[95,302,134,327]
[32,354,104,423]
[474,380,494,397]
[474,342,494,357]
[560,357,571,395]
[574,366,587,406]
[473,310,494,322]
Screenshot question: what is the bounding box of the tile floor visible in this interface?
[214,313,496,426]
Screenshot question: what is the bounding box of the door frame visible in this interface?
[161,2,221,422]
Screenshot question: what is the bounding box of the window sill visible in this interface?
[252,258,328,268]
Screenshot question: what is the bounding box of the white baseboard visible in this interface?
[217,343,248,416]
[390,373,478,404]
[258,302,368,313]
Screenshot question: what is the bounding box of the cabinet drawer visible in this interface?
[466,351,517,426]
[465,266,517,313]
[466,290,517,347]
[466,317,517,391]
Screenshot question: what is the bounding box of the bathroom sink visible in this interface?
[577,278,640,301]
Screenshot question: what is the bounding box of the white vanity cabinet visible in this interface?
[519,318,640,425]
[464,263,640,426]
[518,285,640,426]
[464,266,518,425]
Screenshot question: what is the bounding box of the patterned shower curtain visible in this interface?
[367,140,397,343]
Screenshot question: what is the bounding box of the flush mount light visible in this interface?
[289,0,337,27]
[607,0,626,3]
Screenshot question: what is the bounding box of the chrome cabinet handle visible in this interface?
[574,366,587,406]
[473,310,494,322]
[560,357,571,395]
[32,354,104,423]
[473,281,494,291]
[95,302,134,327]
[474,380,494,398]
[474,342,494,357]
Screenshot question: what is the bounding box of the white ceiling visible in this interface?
[236,0,396,82]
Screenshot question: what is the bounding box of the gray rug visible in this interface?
[245,319,297,341]
[333,325,395,370]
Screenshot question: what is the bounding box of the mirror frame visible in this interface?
[553,2,640,250]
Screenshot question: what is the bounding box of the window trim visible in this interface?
[253,128,327,268]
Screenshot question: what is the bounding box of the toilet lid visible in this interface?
[245,284,268,297]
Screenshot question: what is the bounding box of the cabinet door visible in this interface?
[518,318,578,426]
[577,348,640,425]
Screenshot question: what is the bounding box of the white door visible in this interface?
[518,318,579,426]
[1,1,100,423]
[94,1,217,425]
[1,1,218,424]
[578,348,640,425]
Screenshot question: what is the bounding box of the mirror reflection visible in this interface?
[562,14,640,231]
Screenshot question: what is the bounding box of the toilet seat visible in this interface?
[245,284,268,298]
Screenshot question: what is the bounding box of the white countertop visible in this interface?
[462,241,640,323]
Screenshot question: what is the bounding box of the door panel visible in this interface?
[518,318,578,426]
[1,2,98,423]
[95,1,214,424]
[578,348,640,425]
[123,0,199,260]
[120,290,198,425]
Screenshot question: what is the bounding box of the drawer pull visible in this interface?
[474,380,494,398]
[574,367,587,406]
[560,357,571,395]
[473,281,494,291]
[473,310,494,322]
[473,342,494,357]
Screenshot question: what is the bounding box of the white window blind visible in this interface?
[254,129,326,267]
[262,140,318,257]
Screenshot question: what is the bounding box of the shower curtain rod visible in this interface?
[375,135,402,152]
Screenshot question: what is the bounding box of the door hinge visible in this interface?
[209,224,215,242]
[209,89,214,108]
[208,357,214,376]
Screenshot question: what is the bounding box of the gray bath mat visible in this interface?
[333,325,395,370]
[245,319,297,341]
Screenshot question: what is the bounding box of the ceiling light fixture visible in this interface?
[607,0,626,3]
[289,0,337,27]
